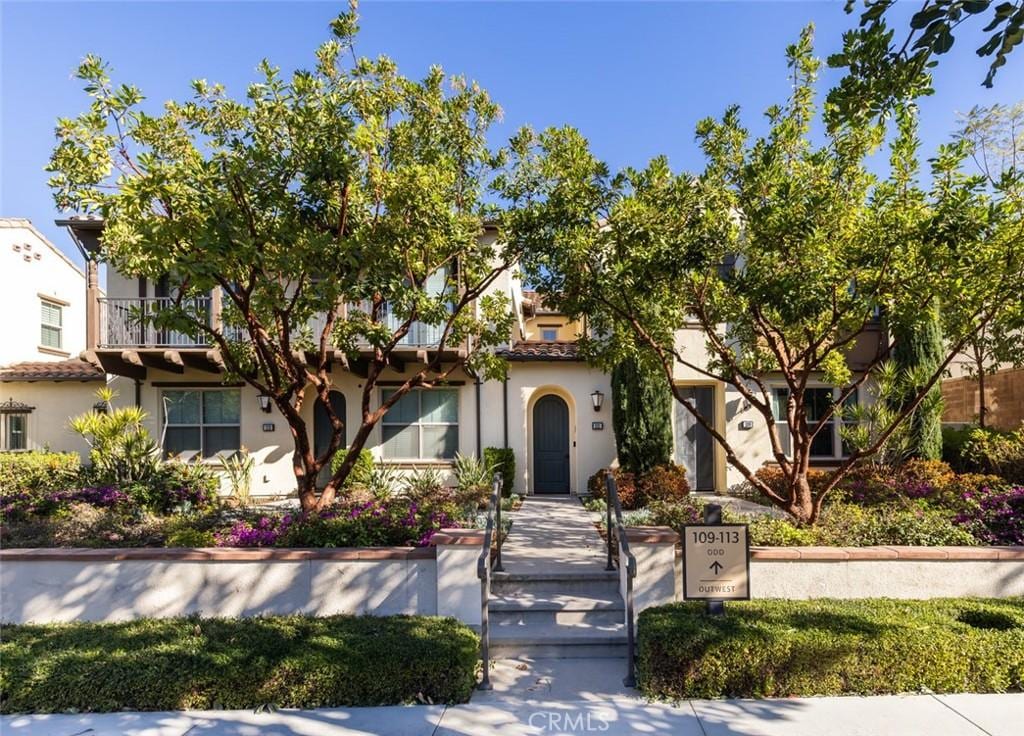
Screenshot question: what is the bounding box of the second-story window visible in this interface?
[381,388,458,460]
[162,389,241,460]
[540,325,559,341]
[40,299,63,350]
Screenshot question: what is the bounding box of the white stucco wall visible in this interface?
[0,552,438,624]
[0,380,102,457]
[0,219,87,365]
[485,362,617,495]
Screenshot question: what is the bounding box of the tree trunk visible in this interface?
[978,363,987,429]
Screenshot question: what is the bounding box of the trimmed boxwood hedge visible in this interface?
[638,598,1024,699]
[0,614,479,713]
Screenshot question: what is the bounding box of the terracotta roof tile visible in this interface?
[0,359,105,382]
[499,340,582,362]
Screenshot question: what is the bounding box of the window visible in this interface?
[771,387,858,459]
[162,389,241,459]
[0,399,33,451]
[381,388,458,460]
[540,325,559,341]
[40,299,63,350]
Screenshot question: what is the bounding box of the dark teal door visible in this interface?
[533,394,570,494]
[314,391,346,488]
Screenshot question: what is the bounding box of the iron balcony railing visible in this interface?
[306,302,447,348]
[99,297,215,348]
[99,297,447,350]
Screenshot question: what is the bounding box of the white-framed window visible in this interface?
[40,299,63,350]
[771,386,858,459]
[2,413,29,451]
[380,387,458,460]
[161,388,241,459]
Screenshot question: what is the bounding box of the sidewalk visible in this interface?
[4,680,1020,735]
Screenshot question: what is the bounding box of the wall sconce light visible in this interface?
[590,389,605,412]
[92,400,108,415]
[257,394,272,413]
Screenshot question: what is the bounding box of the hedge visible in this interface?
[0,614,479,713]
[638,598,1024,699]
[483,447,515,497]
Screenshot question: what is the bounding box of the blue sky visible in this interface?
[3,1,1022,266]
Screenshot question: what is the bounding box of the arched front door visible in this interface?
[314,391,346,488]
[533,394,570,494]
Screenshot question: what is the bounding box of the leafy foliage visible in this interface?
[500,26,1024,524]
[69,388,161,486]
[0,452,80,494]
[611,353,674,474]
[638,598,1024,698]
[483,447,516,497]
[0,614,479,712]
[47,6,517,511]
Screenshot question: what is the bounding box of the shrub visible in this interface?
[330,447,376,488]
[815,502,978,547]
[637,598,1024,699]
[130,461,219,514]
[961,427,1024,484]
[69,389,161,485]
[0,614,479,712]
[647,498,704,531]
[0,452,80,493]
[840,459,956,506]
[745,514,817,546]
[636,463,690,506]
[588,468,639,509]
[754,465,830,499]
[165,527,216,547]
[953,485,1024,545]
[452,452,493,511]
[611,354,673,474]
[483,447,515,497]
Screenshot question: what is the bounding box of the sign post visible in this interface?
[682,504,750,614]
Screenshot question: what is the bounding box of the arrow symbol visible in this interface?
[709,561,723,574]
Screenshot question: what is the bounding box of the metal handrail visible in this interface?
[476,472,503,691]
[605,472,637,687]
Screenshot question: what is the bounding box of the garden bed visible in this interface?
[637,598,1024,699]
[0,614,479,713]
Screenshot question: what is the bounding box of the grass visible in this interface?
[0,613,479,713]
[638,597,1024,699]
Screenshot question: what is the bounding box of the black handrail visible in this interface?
[476,472,503,690]
[605,472,637,687]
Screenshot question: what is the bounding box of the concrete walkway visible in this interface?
[4,690,1021,735]
[500,496,608,575]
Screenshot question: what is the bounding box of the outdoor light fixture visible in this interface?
[590,389,605,412]
[257,394,272,413]
[92,400,108,415]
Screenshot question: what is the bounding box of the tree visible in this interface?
[48,6,515,511]
[611,352,674,475]
[498,27,1024,524]
[889,306,945,459]
[949,102,1024,426]
[829,1,1024,124]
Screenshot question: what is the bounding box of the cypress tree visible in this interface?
[611,355,674,474]
[890,305,945,460]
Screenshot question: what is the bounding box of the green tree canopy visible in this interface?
[48,6,515,510]
[497,26,1024,523]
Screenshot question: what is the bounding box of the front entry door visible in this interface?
[314,391,346,488]
[533,394,570,494]
[674,386,716,491]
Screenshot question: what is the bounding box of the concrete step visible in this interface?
[489,593,624,627]
[487,620,629,659]
[490,571,620,597]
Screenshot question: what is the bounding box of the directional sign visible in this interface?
[682,524,750,600]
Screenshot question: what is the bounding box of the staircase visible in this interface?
[485,495,629,659]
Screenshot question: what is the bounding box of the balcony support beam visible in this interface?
[83,349,147,380]
[180,350,224,374]
[139,350,185,375]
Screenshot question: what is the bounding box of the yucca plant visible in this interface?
[222,448,254,506]
[69,388,161,485]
